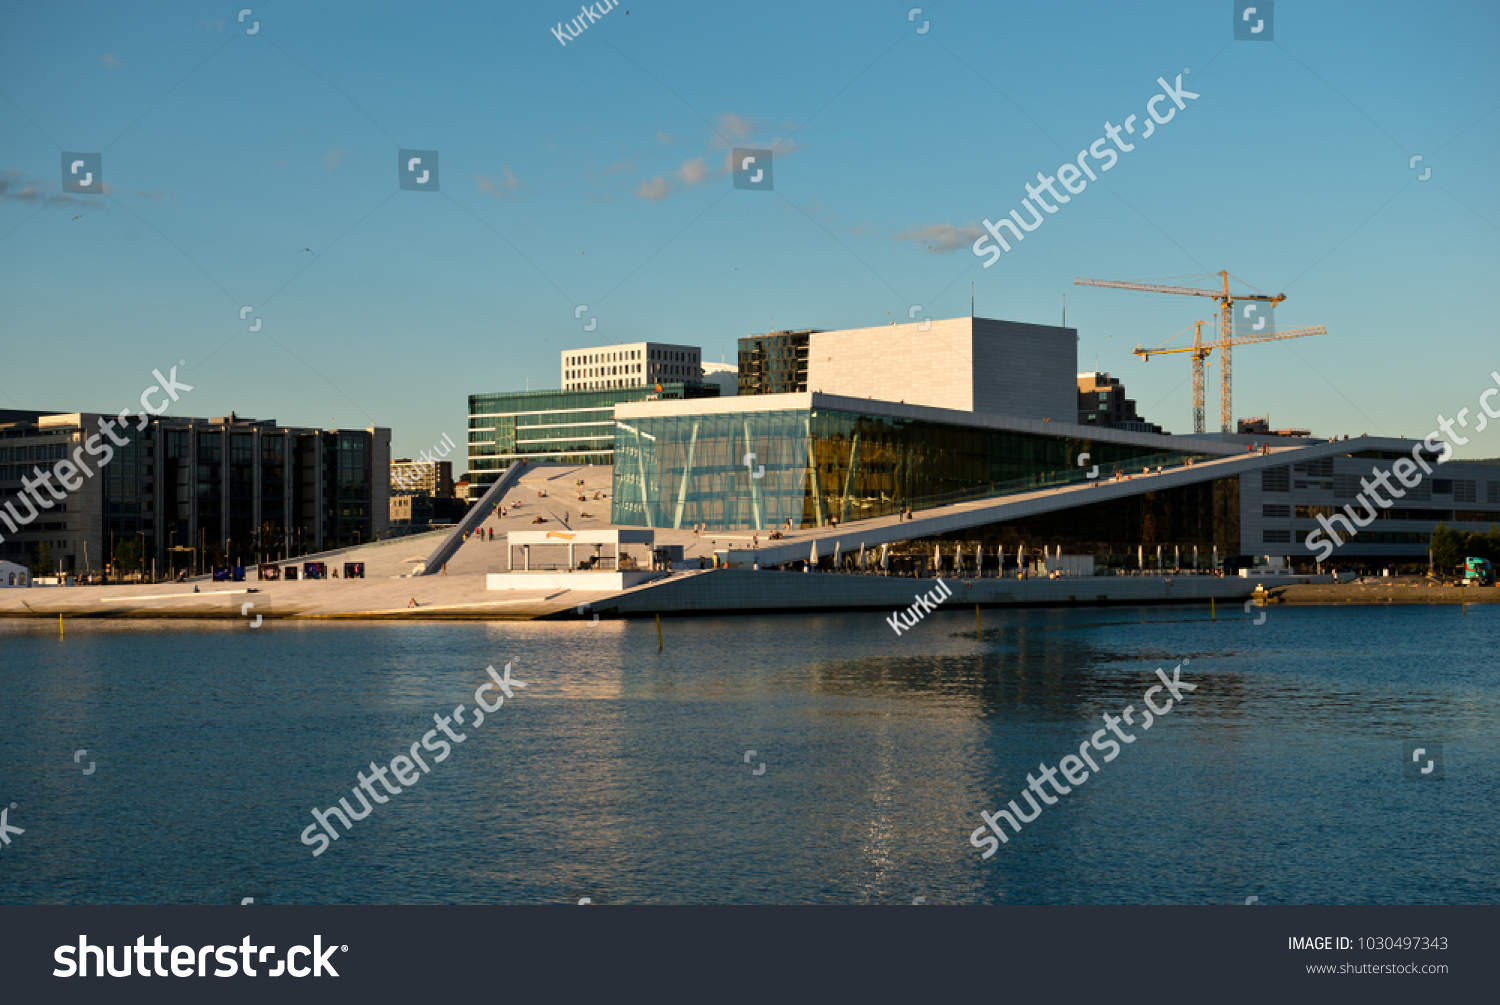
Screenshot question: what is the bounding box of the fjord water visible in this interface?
[1,604,1496,905]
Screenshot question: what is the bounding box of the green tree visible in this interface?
[30,541,53,577]
[1470,524,1500,564]
[1430,523,1464,571]
[114,538,143,574]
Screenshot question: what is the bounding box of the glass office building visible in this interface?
[467,382,719,494]
[611,397,1215,530]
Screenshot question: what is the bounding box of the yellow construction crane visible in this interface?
[1073,271,1326,433]
[1133,319,1327,433]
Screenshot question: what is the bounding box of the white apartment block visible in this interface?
[561,342,702,391]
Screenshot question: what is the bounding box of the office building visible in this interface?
[561,342,703,391]
[390,493,471,533]
[467,381,719,496]
[0,410,389,576]
[1241,449,1500,566]
[391,457,454,497]
[1077,372,1166,435]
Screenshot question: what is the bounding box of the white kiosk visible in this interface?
[487,529,662,591]
[0,560,30,588]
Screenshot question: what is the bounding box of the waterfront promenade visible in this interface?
[8,457,1454,623]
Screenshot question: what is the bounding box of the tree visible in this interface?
[1468,523,1500,564]
[1430,523,1464,571]
[114,538,143,575]
[30,541,53,577]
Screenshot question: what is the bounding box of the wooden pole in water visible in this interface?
[1211,596,1216,622]
[656,612,663,650]
[975,603,981,641]
[1462,582,1466,615]
[59,613,63,638]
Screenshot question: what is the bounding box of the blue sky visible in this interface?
[3,0,1498,461]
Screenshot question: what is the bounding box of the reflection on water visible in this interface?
[1,604,1496,905]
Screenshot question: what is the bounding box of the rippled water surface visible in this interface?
[2,603,1497,905]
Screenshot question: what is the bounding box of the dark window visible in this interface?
[1263,504,1290,519]
[1261,466,1289,492]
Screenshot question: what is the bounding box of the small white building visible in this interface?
[488,529,662,590]
[0,560,31,588]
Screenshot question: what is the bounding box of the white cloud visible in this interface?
[634,113,805,202]
[636,176,671,201]
[674,157,711,186]
[475,165,524,199]
[894,222,984,253]
[101,54,122,69]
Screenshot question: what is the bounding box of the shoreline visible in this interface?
[5,570,1492,621]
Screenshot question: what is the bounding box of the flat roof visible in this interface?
[615,392,1261,457]
[507,529,655,545]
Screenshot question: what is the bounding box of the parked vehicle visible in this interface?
[1463,557,1494,586]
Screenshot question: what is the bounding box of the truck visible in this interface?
[1463,557,1494,586]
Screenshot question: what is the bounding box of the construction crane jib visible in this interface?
[1073,271,1325,434]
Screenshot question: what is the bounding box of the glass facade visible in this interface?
[467,382,719,490]
[612,405,1216,530]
